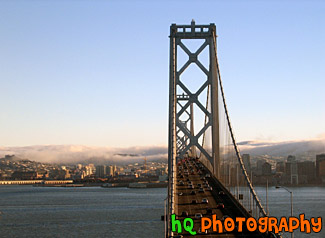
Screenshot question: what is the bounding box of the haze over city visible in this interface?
[0,138,324,164]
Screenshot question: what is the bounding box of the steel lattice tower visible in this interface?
[167,20,221,236]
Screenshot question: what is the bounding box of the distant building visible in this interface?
[285,155,298,185]
[37,170,49,179]
[316,154,325,183]
[155,167,166,176]
[11,171,39,180]
[242,154,251,172]
[262,162,272,175]
[297,161,315,184]
[113,165,117,176]
[276,161,285,173]
[106,165,117,177]
[84,164,95,176]
[256,159,266,175]
[50,169,71,180]
[229,166,238,186]
[316,154,325,177]
[95,165,106,178]
[107,166,113,177]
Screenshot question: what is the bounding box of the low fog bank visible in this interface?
[0,138,324,164]
[238,138,325,158]
[0,145,168,165]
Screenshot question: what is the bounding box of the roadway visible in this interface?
[174,158,268,238]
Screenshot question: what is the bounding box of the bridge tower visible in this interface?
[169,20,221,177]
[167,20,221,235]
[166,21,276,238]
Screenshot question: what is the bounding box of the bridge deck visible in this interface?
[174,158,267,238]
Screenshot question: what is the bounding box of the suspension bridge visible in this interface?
[166,21,282,238]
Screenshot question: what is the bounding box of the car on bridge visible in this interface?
[206,208,213,215]
[194,213,202,219]
[202,198,208,204]
[180,211,189,217]
[217,203,225,209]
[191,199,198,204]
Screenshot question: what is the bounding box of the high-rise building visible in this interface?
[242,154,251,172]
[96,165,106,178]
[113,165,117,176]
[84,164,95,176]
[286,155,298,185]
[316,154,325,177]
[276,161,285,173]
[107,165,116,177]
[316,154,325,183]
[256,159,266,175]
[107,165,113,177]
[297,161,315,184]
[262,162,272,175]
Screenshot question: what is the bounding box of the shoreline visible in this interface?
[0,181,169,188]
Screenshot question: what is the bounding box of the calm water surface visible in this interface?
[0,186,166,238]
[0,186,324,237]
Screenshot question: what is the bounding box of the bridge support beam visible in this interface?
[167,24,177,237]
[168,20,220,175]
[167,20,221,236]
[210,32,220,179]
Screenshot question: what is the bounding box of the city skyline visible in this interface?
[1,1,325,147]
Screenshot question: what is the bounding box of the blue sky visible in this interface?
[0,0,324,147]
